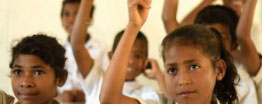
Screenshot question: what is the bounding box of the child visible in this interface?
[9,34,68,104]
[161,24,238,104]
[99,0,164,103]
[58,0,108,103]
[162,0,262,103]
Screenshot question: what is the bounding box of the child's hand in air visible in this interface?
[128,0,152,28]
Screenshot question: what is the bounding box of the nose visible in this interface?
[69,14,76,25]
[177,70,192,86]
[20,74,35,88]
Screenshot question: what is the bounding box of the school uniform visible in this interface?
[58,37,109,104]
[0,90,14,104]
[234,55,262,104]
[122,81,163,104]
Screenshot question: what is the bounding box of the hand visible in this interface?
[58,90,75,102]
[128,0,152,27]
[143,59,162,79]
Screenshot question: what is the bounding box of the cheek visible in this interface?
[164,74,177,95]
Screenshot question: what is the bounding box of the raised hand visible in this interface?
[128,0,152,28]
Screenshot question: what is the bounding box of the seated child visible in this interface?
[9,34,68,104]
[58,0,108,103]
[99,0,164,103]
[161,24,239,104]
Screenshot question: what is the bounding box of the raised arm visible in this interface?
[162,0,179,34]
[70,0,94,78]
[162,0,215,34]
[234,0,260,76]
[99,0,151,103]
[180,0,215,26]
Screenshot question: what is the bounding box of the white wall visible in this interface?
[0,0,261,95]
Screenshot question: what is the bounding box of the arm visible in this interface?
[162,0,215,34]
[70,0,94,78]
[180,0,215,26]
[162,0,179,34]
[234,0,260,76]
[99,0,151,103]
[143,59,168,96]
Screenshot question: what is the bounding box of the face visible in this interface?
[223,0,245,16]
[61,3,80,36]
[11,54,63,104]
[207,23,232,52]
[164,45,218,104]
[125,40,148,80]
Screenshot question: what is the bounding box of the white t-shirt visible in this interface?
[122,81,163,104]
[58,38,109,104]
[235,60,262,104]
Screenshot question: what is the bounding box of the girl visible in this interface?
[161,25,239,104]
[9,34,67,104]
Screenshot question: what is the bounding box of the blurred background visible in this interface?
[0,0,261,96]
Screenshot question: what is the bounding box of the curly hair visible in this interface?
[9,34,67,79]
[194,5,239,45]
[161,25,239,104]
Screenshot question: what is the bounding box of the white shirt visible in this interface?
[58,38,109,104]
[235,60,262,104]
[122,81,163,104]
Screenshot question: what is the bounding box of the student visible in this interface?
[162,0,262,103]
[161,24,238,104]
[58,0,108,103]
[0,90,14,104]
[99,0,165,103]
[9,34,67,104]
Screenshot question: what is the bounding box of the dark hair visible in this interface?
[194,5,239,45]
[161,25,239,104]
[9,34,67,79]
[112,30,148,55]
[60,0,95,18]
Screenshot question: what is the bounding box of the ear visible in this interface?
[108,52,113,60]
[57,70,68,87]
[231,42,238,51]
[215,59,226,81]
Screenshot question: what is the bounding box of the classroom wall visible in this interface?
[0,0,261,95]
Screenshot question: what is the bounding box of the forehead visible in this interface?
[207,24,231,38]
[164,44,209,64]
[13,54,50,69]
[63,2,80,12]
[132,39,148,55]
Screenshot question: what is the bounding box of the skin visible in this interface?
[61,3,80,36]
[164,44,225,104]
[109,39,148,81]
[99,0,151,103]
[11,54,65,104]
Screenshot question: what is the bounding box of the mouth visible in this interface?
[177,91,196,97]
[18,92,38,99]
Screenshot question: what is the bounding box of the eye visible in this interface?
[167,67,177,75]
[63,12,70,17]
[34,70,45,76]
[12,69,22,76]
[189,64,200,71]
